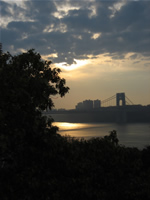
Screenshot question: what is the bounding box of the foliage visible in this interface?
[0,49,69,134]
[0,49,69,199]
[1,128,150,199]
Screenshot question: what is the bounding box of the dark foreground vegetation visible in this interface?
[1,129,150,200]
[0,48,150,200]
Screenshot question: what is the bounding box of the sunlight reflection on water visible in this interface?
[53,122,150,149]
[53,122,113,138]
[54,122,85,130]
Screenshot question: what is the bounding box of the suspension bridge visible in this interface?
[101,93,134,107]
[99,93,149,123]
[49,92,149,123]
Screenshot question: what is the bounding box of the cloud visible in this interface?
[1,0,150,65]
[0,1,11,17]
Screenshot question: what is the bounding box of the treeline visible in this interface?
[1,130,150,199]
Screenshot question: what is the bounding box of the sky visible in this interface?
[1,0,150,109]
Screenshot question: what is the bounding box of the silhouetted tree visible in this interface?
[0,49,69,134]
[104,130,119,146]
[0,49,70,199]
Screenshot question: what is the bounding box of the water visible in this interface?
[53,122,150,149]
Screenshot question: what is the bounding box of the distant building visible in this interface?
[76,102,83,110]
[76,99,101,110]
[83,100,93,110]
[94,99,101,108]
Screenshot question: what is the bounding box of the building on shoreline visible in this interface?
[76,99,101,110]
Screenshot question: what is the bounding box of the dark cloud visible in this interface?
[0,1,10,16]
[112,1,150,32]
[63,2,112,33]
[1,0,150,64]
[0,1,26,19]
[112,1,143,31]
[1,28,20,45]
[7,21,40,33]
[23,1,57,23]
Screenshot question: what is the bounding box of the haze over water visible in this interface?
[54,122,150,149]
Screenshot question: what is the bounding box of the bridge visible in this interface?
[49,92,150,123]
[100,93,140,123]
[98,93,149,123]
[101,93,134,107]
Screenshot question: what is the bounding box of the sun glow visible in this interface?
[56,59,89,71]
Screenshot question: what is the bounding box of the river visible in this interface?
[53,122,150,149]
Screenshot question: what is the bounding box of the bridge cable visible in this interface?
[125,96,134,105]
[101,94,116,104]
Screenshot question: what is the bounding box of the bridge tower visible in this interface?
[116,93,126,123]
[116,93,126,107]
